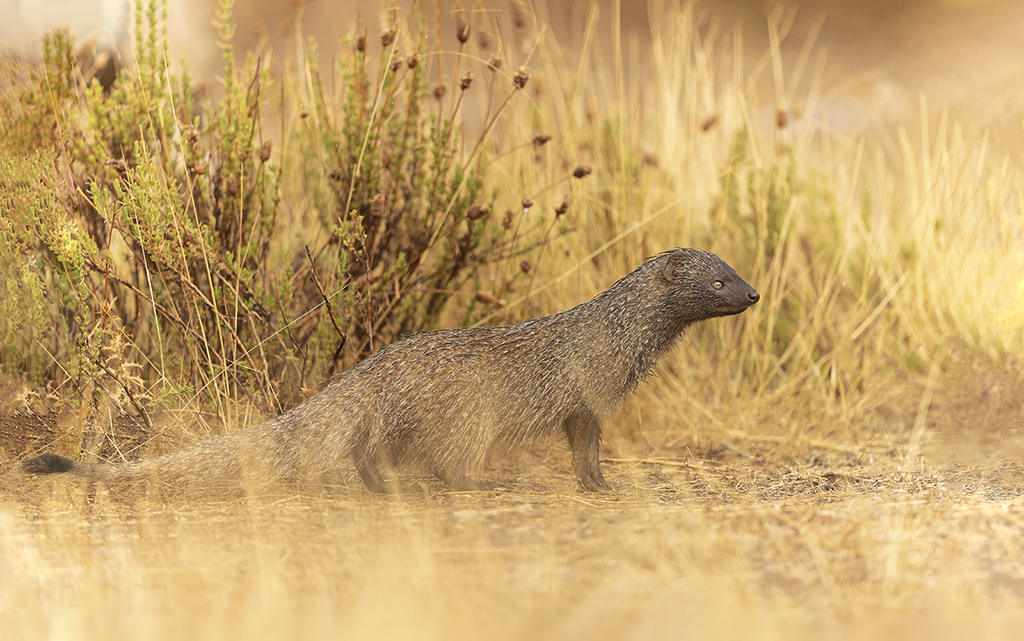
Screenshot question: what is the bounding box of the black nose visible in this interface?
[748,290,760,304]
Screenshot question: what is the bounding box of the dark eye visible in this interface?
[712,280,724,290]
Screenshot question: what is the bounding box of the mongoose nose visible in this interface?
[748,291,760,304]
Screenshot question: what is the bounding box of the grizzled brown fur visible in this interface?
[22,249,759,494]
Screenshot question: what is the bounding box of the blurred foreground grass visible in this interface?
[6,455,1024,641]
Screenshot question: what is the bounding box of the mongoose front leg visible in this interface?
[564,411,611,491]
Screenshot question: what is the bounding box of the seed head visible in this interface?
[775,107,788,130]
[456,13,471,44]
[355,29,367,53]
[554,199,569,217]
[501,209,515,230]
[475,291,506,309]
[434,83,447,100]
[519,259,532,274]
[513,66,530,90]
[532,134,552,146]
[466,203,490,220]
[701,114,719,132]
[259,140,272,162]
[381,28,396,47]
[460,71,474,90]
[389,56,402,72]
[406,53,419,69]
[487,52,503,72]
[521,198,533,211]
[572,165,592,179]
[512,0,528,28]
[478,29,493,50]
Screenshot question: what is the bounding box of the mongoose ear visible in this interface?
[663,251,685,282]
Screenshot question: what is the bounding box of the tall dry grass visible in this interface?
[1,0,1023,639]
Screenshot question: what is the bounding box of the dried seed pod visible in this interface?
[701,114,719,131]
[460,71,474,90]
[519,260,532,274]
[521,198,533,211]
[193,159,208,175]
[389,57,402,72]
[381,28,396,47]
[513,66,530,89]
[355,29,367,53]
[466,203,490,220]
[456,13,471,44]
[259,140,272,162]
[642,152,659,168]
[475,291,506,309]
[554,200,568,217]
[572,165,592,179]
[406,53,419,69]
[487,52,502,72]
[532,134,552,146]
[512,0,528,28]
[775,107,788,130]
[299,110,309,119]
[477,29,493,50]
[434,83,447,100]
[501,209,515,230]
[225,176,240,196]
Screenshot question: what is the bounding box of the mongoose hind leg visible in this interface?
[353,442,388,493]
[565,411,611,492]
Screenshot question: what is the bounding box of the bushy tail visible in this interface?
[19,417,319,494]
[22,454,116,481]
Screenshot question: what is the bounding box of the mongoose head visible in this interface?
[661,248,760,320]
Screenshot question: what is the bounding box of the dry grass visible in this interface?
[2,0,1024,638]
[3,360,1023,640]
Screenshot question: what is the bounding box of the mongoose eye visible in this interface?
[712,280,724,290]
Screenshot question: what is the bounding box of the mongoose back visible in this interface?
[23,248,759,494]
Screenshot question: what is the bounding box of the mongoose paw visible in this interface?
[579,475,613,492]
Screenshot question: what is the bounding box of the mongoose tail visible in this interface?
[22,454,84,475]
[21,423,290,492]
